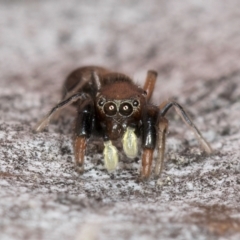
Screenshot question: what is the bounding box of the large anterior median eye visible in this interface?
[103,102,117,116]
[119,102,133,116]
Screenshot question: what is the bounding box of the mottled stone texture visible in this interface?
[0,0,240,239]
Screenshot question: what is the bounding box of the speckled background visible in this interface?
[1,0,240,239]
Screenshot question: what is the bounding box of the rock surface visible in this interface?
[0,0,240,239]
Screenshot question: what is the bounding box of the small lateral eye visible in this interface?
[133,100,139,107]
[98,99,105,107]
[119,102,133,116]
[103,102,117,116]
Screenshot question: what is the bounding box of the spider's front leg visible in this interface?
[74,99,94,173]
[141,105,159,180]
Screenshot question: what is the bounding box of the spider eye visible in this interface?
[103,102,117,116]
[119,102,133,116]
[133,100,139,107]
[98,98,105,107]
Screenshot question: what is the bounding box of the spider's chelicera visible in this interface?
[35,66,212,180]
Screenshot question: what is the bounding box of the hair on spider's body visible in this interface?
[35,66,213,180]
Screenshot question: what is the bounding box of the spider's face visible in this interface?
[95,81,147,140]
[97,97,140,118]
[95,95,144,140]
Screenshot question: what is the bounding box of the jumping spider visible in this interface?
[35,66,212,180]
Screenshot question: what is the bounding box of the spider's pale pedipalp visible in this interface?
[122,127,138,159]
[103,141,119,172]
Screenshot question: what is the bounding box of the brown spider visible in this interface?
[35,66,212,180]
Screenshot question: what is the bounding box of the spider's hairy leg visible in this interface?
[122,127,138,158]
[155,117,168,177]
[141,105,159,180]
[74,99,94,173]
[103,141,119,172]
[141,148,154,179]
[34,93,89,132]
[74,136,87,173]
[143,70,158,101]
[160,100,213,154]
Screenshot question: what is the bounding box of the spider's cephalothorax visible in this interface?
[35,66,212,180]
[95,75,146,140]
